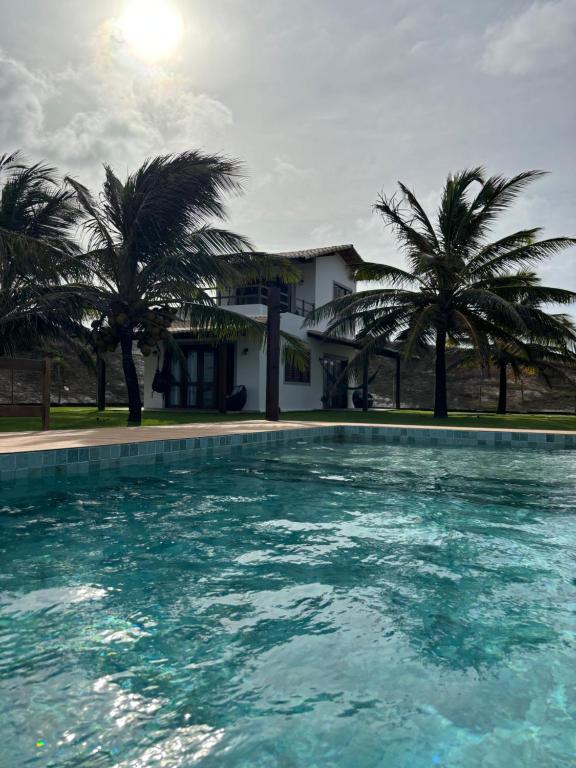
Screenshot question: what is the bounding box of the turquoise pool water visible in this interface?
[1,438,575,767]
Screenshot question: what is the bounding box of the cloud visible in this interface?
[0,44,233,189]
[0,50,53,146]
[482,0,576,75]
[250,156,313,192]
[272,156,312,181]
[39,82,233,180]
[409,40,430,56]
[354,211,401,267]
[310,222,341,245]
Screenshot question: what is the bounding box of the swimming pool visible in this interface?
[1,437,575,767]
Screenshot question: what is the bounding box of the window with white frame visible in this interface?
[333,282,352,299]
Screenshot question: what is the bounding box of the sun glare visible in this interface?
[118,0,183,62]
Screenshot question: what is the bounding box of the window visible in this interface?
[333,282,352,299]
[285,353,311,384]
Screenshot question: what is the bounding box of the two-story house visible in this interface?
[143,244,364,412]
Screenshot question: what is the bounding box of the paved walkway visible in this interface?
[0,421,330,454]
[0,419,574,454]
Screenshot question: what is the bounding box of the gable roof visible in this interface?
[275,244,363,267]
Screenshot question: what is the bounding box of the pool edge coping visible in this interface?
[0,422,574,483]
[1,418,575,453]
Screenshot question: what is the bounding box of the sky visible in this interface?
[0,0,574,291]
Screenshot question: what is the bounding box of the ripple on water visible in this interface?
[1,439,575,767]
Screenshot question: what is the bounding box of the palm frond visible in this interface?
[397,182,440,249]
[65,175,116,252]
[352,261,422,287]
[374,193,438,271]
[437,166,485,254]
[471,237,576,278]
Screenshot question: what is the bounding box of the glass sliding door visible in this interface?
[170,354,182,406]
[322,356,348,409]
[186,350,199,407]
[167,346,221,409]
[201,350,216,409]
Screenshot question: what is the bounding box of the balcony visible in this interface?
[217,286,315,318]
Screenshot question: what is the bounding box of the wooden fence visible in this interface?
[0,358,51,430]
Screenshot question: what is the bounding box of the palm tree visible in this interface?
[0,151,84,355]
[491,342,576,414]
[482,272,576,413]
[66,151,301,424]
[308,168,576,417]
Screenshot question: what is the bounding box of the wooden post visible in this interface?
[266,281,281,421]
[218,344,227,414]
[96,355,106,412]
[41,359,51,430]
[395,356,401,410]
[362,355,369,412]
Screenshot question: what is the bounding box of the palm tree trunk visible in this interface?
[497,361,507,415]
[119,326,142,424]
[434,329,448,418]
[96,355,106,412]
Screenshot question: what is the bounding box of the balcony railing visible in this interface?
[217,287,315,318]
[293,297,315,317]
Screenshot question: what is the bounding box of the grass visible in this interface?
[289,409,576,432]
[0,407,262,432]
[0,406,574,432]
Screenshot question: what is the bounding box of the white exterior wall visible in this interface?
[220,303,267,411]
[279,338,356,411]
[143,347,165,409]
[143,253,359,412]
[279,312,315,411]
[294,261,316,306]
[235,338,264,411]
[218,303,267,319]
[278,311,357,411]
[143,334,356,412]
[313,254,355,330]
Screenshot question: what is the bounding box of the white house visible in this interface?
[143,244,368,413]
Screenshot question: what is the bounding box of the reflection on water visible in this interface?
[1,440,575,767]
[0,585,108,615]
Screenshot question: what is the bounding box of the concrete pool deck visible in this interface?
[0,419,575,454]
[1,420,574,483]
[0,420,330,454]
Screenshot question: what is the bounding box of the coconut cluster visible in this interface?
[91,302,178,357]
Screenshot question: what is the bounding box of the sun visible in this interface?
[117,0,183,62]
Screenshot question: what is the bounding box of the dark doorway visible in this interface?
[322,356,348,409]
[167,344,234,408]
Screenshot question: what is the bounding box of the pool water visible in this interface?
[1,438,576,767]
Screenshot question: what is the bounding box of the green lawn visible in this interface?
[290,409,576,432]
[0,406,574,432]
[0,407,262,432]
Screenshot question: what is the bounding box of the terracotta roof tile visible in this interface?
[275,244,363,266]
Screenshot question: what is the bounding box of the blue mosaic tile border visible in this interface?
[0,424,574,483]
[0,427,331,483]
[337,425,576,450]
